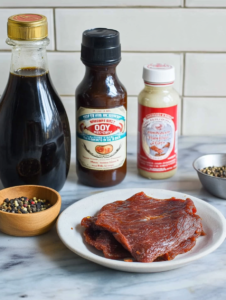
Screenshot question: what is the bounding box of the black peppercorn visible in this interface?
[0,196,52,214]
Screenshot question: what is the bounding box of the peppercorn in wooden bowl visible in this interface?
[0,185,61,236]
[193,154,226,199]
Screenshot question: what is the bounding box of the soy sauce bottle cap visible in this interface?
[8,14,48,41]
[81,28,121,66]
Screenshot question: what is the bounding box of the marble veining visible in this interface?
[0,136,226,300]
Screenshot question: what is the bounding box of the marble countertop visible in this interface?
[1,136,226,300]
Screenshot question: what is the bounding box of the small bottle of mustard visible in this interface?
[137,63,179,179]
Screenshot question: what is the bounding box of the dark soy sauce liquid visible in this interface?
[0,67,71,191]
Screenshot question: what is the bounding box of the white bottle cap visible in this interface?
[143,63,175,85]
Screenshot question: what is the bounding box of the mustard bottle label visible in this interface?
[138,104,177,173]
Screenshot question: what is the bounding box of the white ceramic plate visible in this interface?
[57,188,226,273]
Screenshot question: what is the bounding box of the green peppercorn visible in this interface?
[200,165,226,178]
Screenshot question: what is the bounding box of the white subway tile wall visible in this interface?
[186,0,226,7]
[0,4,225,136]
[55,9,226,52]
[1,0,183,7]
[183,98,226,135]
[185,54,226,97]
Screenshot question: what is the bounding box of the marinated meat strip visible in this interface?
[84,227,131,259]
[82,216,130,259]
[82,209,203,262]
[93,192,204,262]
[156,236,196,261]
[82,216,131,259]
[83,222,199,262]
[156,228,204,261]
[81,216,98,229]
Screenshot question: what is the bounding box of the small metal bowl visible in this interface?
[193,154,226,199]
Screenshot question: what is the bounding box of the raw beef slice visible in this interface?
[82,216,200,261]
[82,216,131,259]
[93,192,204,262]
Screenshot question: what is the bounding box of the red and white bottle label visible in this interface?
[138,104,177,173]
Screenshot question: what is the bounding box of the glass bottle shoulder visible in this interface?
[76,66,127,108]
[76,73,126,97]
[138,85,179,108]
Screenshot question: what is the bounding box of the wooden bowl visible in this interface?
[0,185,61,237]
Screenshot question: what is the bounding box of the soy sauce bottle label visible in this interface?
[77,106,126,170]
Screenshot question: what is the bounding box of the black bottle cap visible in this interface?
[81,28,121,66]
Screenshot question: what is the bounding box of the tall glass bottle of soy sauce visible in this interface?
[0,14,71,191]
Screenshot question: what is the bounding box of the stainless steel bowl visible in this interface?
[193,154,226,199]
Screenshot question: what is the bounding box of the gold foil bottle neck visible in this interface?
[7,14,48,41]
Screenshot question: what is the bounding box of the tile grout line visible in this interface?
[182,6,226,9]
[1,94,225,100]
[53,8,57,51]
[181,95,226,98]
[59,95,226,98]
[1,6,226,9]
[0,6,191,9]
[181,53,186,135]
[181,97,184,136]
[54,51,226,54]
[1,50,226,54]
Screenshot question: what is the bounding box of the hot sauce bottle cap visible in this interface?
[81,28,121,66]
[143,63,175,85]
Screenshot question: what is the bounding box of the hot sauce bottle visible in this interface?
[76,28,127,187]
[138,64,179,179]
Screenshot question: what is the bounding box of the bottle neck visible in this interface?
[83,64,118,81]
[144,82,174,92]
[6,38,49,75]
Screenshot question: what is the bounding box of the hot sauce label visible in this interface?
[77,106,126,170]
[138,104,177,173]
